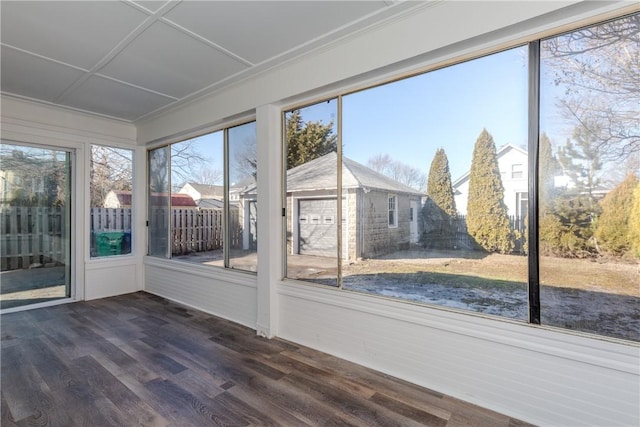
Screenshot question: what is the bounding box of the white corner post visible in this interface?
[256,104,282,338]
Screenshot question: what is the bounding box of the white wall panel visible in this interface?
[144,258,257,329]
[1,96,136,146]
[85,261,139,300]
[278,283,639,426]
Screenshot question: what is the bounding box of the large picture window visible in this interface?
[538,14,639,341]
[283,13,639,342]
[147,121,257,273]
[340,46,529,321]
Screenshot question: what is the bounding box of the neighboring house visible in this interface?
[453,144,529,219]
[104,190,196,208]
[195,198,224,209]
[178,182,223,207]
[0,156,60,205]
[179,181,255,250]
[244,152,424,260]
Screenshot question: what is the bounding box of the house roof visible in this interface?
[182,183,224,198]
[109,190,132,206]
[244,152,424,196]
[110,190,196,207]
[196,198,224,209]
[452,143,528,189]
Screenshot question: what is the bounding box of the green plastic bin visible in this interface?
[95,231,124,256]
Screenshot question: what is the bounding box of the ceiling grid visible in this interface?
[1,0,416,122]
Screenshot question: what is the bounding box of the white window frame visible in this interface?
[388,194,398,228]
[512,163,524,179]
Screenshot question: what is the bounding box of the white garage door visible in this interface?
[298,198,338,257]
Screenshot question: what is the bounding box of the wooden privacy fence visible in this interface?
[1,206,68,271]
[150,207,242,256]
[2,206,242,268]
[91,207,132,232]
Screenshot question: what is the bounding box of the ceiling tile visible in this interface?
[60,76,175,121]
[164,1,387,64]
[0,47,85,102]
[99,22,249,99]
[0,1,148,69]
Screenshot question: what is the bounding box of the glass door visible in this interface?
[0,141,72,310]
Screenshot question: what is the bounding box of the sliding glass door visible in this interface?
[0,141,72,309]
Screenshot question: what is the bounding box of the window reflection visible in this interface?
[228,121,258,272]
[539,14,639,341]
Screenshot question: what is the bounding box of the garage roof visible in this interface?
[248,152,424,196]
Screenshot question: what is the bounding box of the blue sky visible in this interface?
[299,46,530,181]
[171,121,257,188]
[180,44,587,186]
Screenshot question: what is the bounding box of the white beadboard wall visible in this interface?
[278,283,639,426]
[144,258,257,329]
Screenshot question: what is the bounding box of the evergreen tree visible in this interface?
[427,148,457,216]
[539,124,605,257]
[629,182,640,258]
[539,193,597,257]
[466,129,514,254]
[557,123,603,208]
[538,132,559,211]
[594,173,638,256]
[285,110,337,169]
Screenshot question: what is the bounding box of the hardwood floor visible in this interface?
[1,292,534,426]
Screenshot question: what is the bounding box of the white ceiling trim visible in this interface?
[159,18,255,67]
[54,2,182,105]
[1,43,89,73]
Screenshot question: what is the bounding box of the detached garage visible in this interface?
[280,152,424,260]
[298,198,340,257]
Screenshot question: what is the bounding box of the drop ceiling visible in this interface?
[1,0,421,122]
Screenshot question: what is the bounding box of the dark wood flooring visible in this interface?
[1,292,534,426]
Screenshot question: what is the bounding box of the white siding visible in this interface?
[454,179,470,216]
[454,146,528,216]
[178,183,201,202]
[278,282,639,427]
[498,147,529,217]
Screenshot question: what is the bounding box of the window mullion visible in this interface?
[166,147,172,260]
[527,40,541,325]
[337,95,343,289]
[223,128,230,269]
